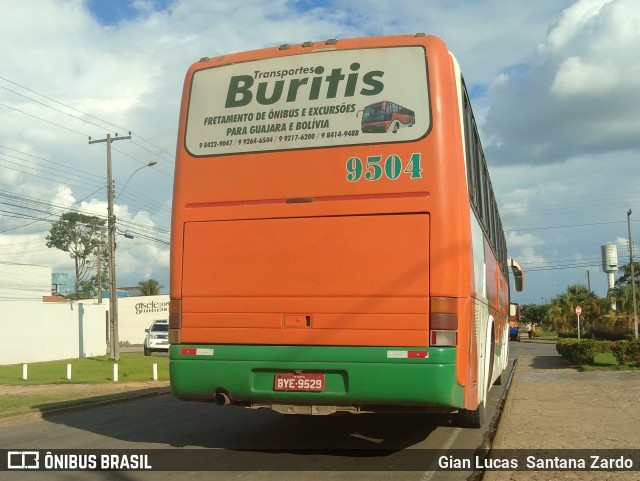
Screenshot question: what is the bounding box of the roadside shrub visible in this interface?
[558,331,578,339]
[557,329,594,339]
[610,340,640,366]
[627,339,640,364]
[556,339,609,365]
[592,330,631,341]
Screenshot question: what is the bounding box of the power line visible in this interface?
[0,75,127,132]
[0,102,91,137]
[0,142,171,232]
[0,75,175,163]
[505,220,627,233]
[0,145,104,185]
[0,84,118,133]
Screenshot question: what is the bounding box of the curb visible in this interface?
[519,338,558,344]
[490,357,522,449]
[0,386,171,426]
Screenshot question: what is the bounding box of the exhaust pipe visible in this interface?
[214,390,231,406]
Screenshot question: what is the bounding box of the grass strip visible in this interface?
[0,354,169,385]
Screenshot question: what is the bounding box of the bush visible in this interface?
[557,330,591,339]
[556,339,609,365]
[558,331,578,339]
[591,330,631,341]
[609,340,640,366]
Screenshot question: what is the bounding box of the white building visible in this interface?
[0,261,170,364]
[0,261,107,365]
[117,295,169,345]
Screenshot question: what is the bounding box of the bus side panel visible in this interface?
[180,213,430,347]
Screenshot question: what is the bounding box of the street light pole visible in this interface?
[627,209,639,340]
[89,133,131,360]
[115,161,158,202]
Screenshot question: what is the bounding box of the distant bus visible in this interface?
[359,100,415,133]
[169,33,524,428]
[509,303,522,342]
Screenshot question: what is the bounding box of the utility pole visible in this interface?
[88,133,131,360]
[95,226,106,305]
[586,270,591,292]
[627,209,639,340]
[96,234,102,304]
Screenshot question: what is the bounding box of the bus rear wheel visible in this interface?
[459,325,494,428]
[458,402,486,428]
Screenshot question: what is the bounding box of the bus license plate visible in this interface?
[274,372,325,392]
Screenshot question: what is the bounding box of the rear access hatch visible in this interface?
[181,213,429,346]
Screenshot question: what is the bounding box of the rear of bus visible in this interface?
[170,34,511,424]
[509,303,522,341]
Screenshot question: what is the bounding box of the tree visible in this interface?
[78,257,108,298]
[614,261,640,290]
[606,261,640,332]
[46,212,106,298]
[138,278,163,296]
[521,304,549,326]
[548,284,603,333]
[609,283,635,315]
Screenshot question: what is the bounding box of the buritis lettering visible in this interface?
[225,63,384,108]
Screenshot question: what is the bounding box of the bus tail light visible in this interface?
[169,299,182,344]
[430,297,458,347]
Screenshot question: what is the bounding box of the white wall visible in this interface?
[0,262,169,364]
[1,300,107,365]
[116,295,169,345]
[0,262,107,365]
[0,295,171,365]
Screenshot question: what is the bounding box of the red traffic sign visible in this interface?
[575,306,582,315]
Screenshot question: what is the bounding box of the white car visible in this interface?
[144,320,169,355]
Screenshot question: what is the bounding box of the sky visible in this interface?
[1,0,639,305]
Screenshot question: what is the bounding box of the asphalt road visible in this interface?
[0,340,557,481]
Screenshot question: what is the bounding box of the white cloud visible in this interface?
[550,56,620,96]
[485,0,640,166]
[1,0,639,305]
[518,246,548,268]
[545,0,614,51]
[52,186,76,209]
[507,232,545,249]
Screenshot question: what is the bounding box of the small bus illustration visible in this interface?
[358,100,415,133]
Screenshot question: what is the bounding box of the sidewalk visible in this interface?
[484,353,640,480]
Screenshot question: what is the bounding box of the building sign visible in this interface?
[134,300,169,315]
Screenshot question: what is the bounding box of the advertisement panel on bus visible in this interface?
[185,47,430,156]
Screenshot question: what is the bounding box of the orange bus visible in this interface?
[169,33,524,428]
[359,100,415,133]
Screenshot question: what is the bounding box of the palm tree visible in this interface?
[612,262,640,322]
[549,292,574,332]
[549,284,602,334]
[137,278,163,296]
[607,284,636,332]
[614,261,640,289]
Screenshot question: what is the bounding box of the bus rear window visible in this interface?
[185,46,430,156]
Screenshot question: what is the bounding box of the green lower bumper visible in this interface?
[169,345,463,409]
